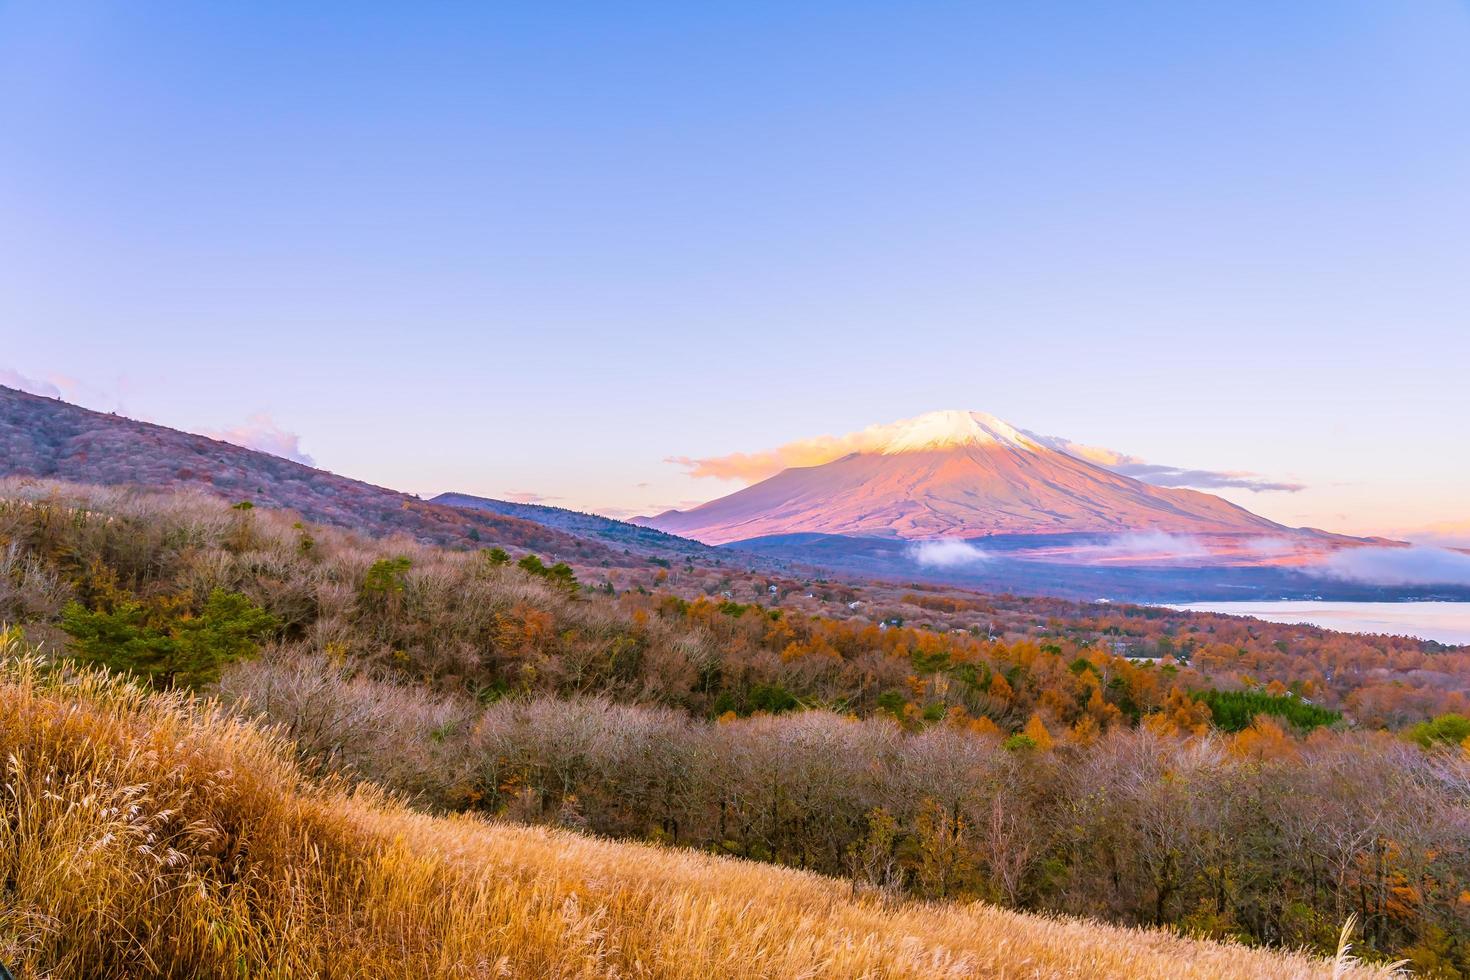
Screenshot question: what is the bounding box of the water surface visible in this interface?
[1169,601,1470,646]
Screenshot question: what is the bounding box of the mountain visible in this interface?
[0,384,607,558]
[640,410,1294,545]
[432,492,728,561]
[635,410,1430,601]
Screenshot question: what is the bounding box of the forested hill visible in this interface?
[433,491,726,561]
[0,384,607,557]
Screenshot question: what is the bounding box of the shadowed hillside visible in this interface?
[434,490,725,561]
[0,384,610,558]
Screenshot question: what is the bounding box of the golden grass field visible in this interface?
[0,637,1396,979]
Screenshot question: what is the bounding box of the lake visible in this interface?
[1169,601,1470,646]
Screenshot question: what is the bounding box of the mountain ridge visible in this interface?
[430,491,730,561]
[0,384,609,558]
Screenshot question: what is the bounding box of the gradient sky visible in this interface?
[3,2,1468,539]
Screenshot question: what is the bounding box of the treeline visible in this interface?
[882,592,1470,727]
[220,658,1470,972]
[2,481,1464,738]
[0,481,1305,734]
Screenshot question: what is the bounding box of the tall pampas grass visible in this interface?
[0,632,1396,979]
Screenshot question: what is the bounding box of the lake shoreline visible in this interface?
[1165,600,1470,646]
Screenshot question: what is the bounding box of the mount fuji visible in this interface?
[641,411,1298,545]
[635,411,1411,598]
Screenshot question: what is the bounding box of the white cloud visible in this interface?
[1306,546,1470,587]
[909,539,992,568]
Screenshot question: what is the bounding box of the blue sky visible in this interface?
[3,2,1468,537]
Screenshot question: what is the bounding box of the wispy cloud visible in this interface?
[1,367,63,399]
[1061,531,1211,563]
[204,413,315,466]
[503,491,563,504]
[1028,435,1306,493]
[626,499,720,519]
[1390,521,1470,549]
[1240,536,1301,557]
[667,430,884,482]
[909,539,992,568]
[8,368,317,465]
[670,417,1303,493]
[1306,546,1470,587]
[2,365,138,416]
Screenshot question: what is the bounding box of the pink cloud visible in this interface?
[204,413,315,465]
[1,365,141,416]
[503,491,563,504]
[670,416,1304,493]
[1,367,63,399]
[1393,521,1470,549]
[667,426,909,482]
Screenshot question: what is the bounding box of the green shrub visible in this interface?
[362,557,413,597]
[876,690,906,719]
[1002,733,1037,752]
[517,554,579,594]
[1406,713,1470,749]
[61,588,277,688]
[1191,689,1341,733]
[747,683,799,714]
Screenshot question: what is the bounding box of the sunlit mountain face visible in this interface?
[644,411,1304,546]
[636,411,1425,601]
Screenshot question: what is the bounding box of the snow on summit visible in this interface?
[872,410,1039,454]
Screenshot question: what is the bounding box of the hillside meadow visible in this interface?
[0,642,1393,979]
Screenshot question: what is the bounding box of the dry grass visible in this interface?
[0,638,1394,979]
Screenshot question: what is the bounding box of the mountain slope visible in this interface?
[0,384,603,557]
[433,491,723,561]
[642,410,1292,545]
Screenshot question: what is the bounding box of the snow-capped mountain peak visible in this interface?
[870,410,1038,455]
[641,410,1292,545]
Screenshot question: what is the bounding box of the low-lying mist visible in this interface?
[1306,545,1470,587]
[903,530,1470,591]
[1070,531,1209,563]
[908,539,991,568]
